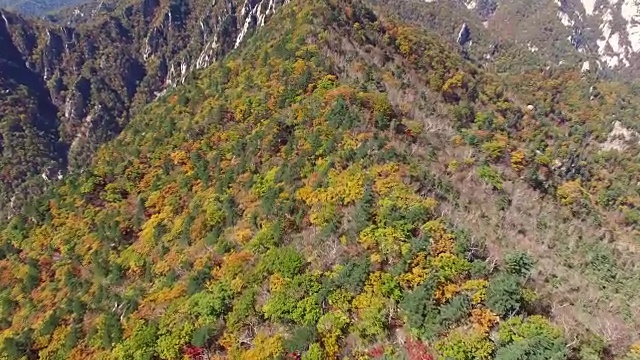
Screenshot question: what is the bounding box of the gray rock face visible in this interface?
[375,0,640,76]
[456,22,471,46]
[465,0,640,72]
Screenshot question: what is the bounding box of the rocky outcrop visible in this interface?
[482,0,640,72]
[463,0,498,19]
[456,22,471,46]
[377,0,640,76]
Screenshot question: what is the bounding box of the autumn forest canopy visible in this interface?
[2,0,640,359]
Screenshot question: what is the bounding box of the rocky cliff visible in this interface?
[0,0,288,218]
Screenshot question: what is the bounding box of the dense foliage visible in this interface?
[2,0,640,358]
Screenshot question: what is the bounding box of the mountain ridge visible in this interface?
[1,1,579,358]
[2,0,640,358]
[2,0,640,219]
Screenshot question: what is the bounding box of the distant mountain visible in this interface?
[371,0,640,77]
[0,0,91,17]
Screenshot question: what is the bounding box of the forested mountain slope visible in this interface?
[0,0,287,219]
[2,0,640,359]
[2,0,640,225]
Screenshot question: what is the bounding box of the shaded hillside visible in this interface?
[0,11,65,219]
[2,0,640,359]
[0,0,287,218]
